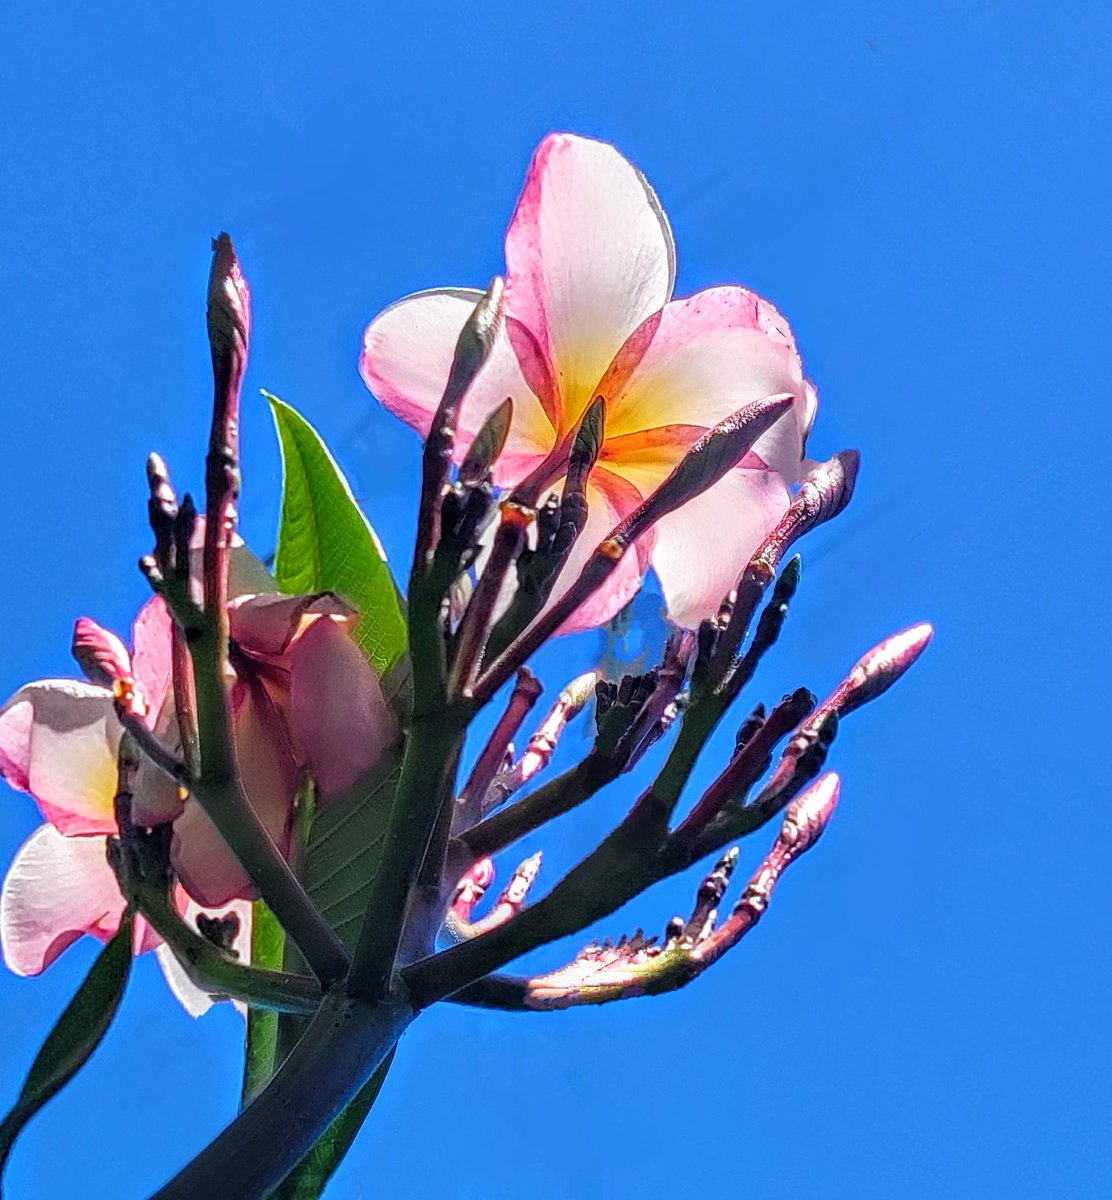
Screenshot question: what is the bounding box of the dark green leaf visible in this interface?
[240,901,285,1108]
[267,393,408,679]
[0,916,133,1184]
[301,753,402,952]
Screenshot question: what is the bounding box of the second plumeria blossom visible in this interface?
[362,132,818,629]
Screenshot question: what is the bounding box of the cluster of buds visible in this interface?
[0,133,930,1200]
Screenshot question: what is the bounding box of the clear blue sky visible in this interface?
[1,2,1108,1197]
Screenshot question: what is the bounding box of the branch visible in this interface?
[454,668,542,832]
[446,773,839,1011]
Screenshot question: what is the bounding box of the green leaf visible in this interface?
[301,752,402,952]
[240,901,285,1109]
[0,915,133,1185]
[272,1048,397,1200]
[263,395,410,1179]
[267,393,407,679]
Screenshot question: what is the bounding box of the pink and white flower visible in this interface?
[0,556,397,1001]
[362,132,818,630]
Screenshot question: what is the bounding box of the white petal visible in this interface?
[504,133,675,427]
[603,288,810,482]
[651,467,791,629]
[0,826,124,975]
[0,681,121,835]
[361,288,553,481]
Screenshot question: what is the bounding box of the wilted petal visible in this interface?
[0,681,121,835]
[0,826,124,975]
[155,895,252,1018]
[504,133,676,429]
[602,288,810,482]
[361,288,553,482]
[651,466,790,629]
[289,615,399,799]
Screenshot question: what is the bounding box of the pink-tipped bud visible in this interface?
[776,772,840,861]
[826,623,934,718]
[71,617,131,689]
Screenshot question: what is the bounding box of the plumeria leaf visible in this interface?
[301,752,403,952]
[272,1048,397,1200]
[240,901,285,1108]
[267,393,408,681]
[0,914,133,1185]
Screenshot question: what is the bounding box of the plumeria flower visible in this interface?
[362,132,818,630]
[0,549,397,991]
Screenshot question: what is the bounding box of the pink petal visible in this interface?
[155,894,252,1017]
[551,469,655,635]
[0,681,121,835]
[650,466,791,629]
[172,685,298,907]
[0,826,125,975]
[288,616,399,799]
[229,592,356,659]
[71,617,131,689]
[361,288,553,484]
[130,597,174,718]
[602,287,812,482]
[130,694,188,827]
[504,133,675,432]
[182,519,276,604]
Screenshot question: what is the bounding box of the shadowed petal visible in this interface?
[0,681,121,835]
[0,826,124,975]
[155,895,252,1018]
[130,597,173,718]
[171,683,298,907]
[651,466,791,629]
[551,469,655,635]
[602,287,811,481]
[131,694,188,827]
[504,133,676,430]
[361,287,553,482]
[289,615,399,799]
[229,592,356,659]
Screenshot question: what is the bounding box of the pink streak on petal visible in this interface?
[503,133,676,428]
[289,616,399,800]
[651,466,791,629]
[604,287,810,482]
[0,826,126,975]
[361,287,553,479]
[130,597,174,719]
[505,315,561,434]
[71,617,132,689]
[0,681,121,835]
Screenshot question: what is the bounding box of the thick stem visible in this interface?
[187,630,351,985]
[134,881,320,1014]
[149,991,413,1200]
[348,712,467,998]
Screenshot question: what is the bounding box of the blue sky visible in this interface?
[0,2,1109,1196]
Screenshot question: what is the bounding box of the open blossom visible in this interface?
[0,550,397,986]
[362,132,818,630]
